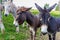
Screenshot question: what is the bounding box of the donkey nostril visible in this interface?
[5,14,8,17]
[41,32,47,35]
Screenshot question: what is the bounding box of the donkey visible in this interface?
[55,18,60,32]
[3,1,20,33]
[3,1,26,33]
[35,3,58,40]
[14,7,41,40]
[0,4,5,34]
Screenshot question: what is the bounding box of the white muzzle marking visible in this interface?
[4,10,9,16]
[41,24,48,33]
[13,20,19,27]
[4,5,9,15]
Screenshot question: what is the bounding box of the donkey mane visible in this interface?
[17,7,34,18]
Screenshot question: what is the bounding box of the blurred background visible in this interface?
[0,0,60,40]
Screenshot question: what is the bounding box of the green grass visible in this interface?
[0,12,30,40]
[50,11,60,17]
[0,10,60,40]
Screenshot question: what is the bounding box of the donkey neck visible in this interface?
[9,3,17,18]
[11,6,17,18]
[25,11,35,26]
[48,17,57,33]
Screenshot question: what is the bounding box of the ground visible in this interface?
[56,32,60,40]
[0,10,60,40]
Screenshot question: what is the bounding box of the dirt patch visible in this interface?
[56,32,60,40]
[39,32,60,40]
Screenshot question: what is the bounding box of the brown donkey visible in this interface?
[14,7,42,40]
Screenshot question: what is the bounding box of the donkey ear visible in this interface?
[26,7,32,11]
[35,3,43,12]
[47,3,57,12]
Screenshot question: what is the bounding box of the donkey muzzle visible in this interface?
[5,14,8,17]
[41,24,48,34]
[41,32,47,35]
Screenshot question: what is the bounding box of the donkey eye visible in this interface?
[48,17,50,22]
[40,18,42,21]
[17,13,20,15]
[17,13,19,15]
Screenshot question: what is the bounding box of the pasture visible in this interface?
[0,10,60,40]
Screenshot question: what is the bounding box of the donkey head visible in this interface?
[35,3,57,35]
[4,1,14,16]
[15,7,32,25]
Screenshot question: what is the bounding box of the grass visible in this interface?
[0,10,60,40]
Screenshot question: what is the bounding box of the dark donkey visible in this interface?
[14,7,41,40]
[35,3,59,40]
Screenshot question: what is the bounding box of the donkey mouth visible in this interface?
[41,24,48,32]
[18,20,24,25]
[42,32,47,35]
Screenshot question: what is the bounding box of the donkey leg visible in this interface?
[30,30,33,40]
[0,22,5,34]
[32,29,36,40]
[34,28,37,40]
[29,27,36,40]
[48,34,52,40]
[33,30,36,40]
[52,33,56,40]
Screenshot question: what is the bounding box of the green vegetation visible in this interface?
[0,0,2,3]
[0,10,60,40]
[50,11,60,17]
[56,1,60,11]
